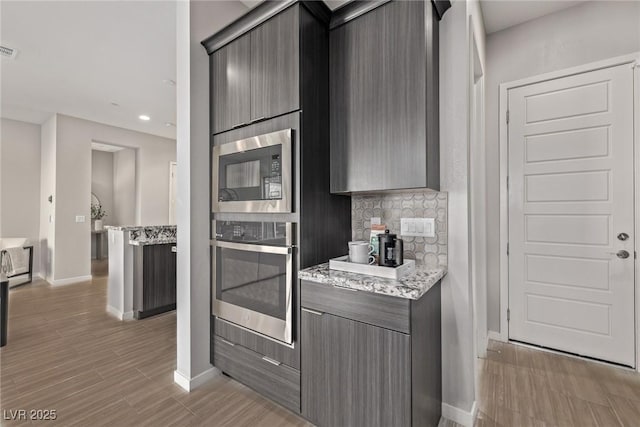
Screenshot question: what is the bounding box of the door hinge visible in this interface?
[506,110,510,124]
[507,309,511,322]
[506,176,509,190]
[507,243,509,256]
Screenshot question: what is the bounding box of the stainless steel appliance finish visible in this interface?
[212,221,295,344]
[212,129,293,213]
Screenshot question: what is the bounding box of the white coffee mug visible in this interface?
[348,241,376,265]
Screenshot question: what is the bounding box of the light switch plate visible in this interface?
[400,218,435,237]
[75,215,85,223]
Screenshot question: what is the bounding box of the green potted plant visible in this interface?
[91,203,107,231]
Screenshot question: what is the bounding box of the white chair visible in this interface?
[0,238,34,287]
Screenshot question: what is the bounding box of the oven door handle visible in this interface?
[210,239,293,255]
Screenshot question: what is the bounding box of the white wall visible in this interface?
[175,0,247,389]
[0,118,42,275]
[439,0,484,417]
[113,148,136,226]
[48,114,176,283]
[485,0,640,333]
[91,150,114,226]
[39,115,57,280]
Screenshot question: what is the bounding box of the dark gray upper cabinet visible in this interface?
[250,6,300,121]
[210,5,302,134]
[330,0,440,193]
[211,33,251,134]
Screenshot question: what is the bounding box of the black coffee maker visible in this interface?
[378,230,404,267]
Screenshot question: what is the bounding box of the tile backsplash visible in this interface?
[351,190,447,268]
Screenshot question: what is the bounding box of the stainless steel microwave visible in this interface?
[212,129,292,213]
[211,221,294,344]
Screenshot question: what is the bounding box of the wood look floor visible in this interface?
[1,261,310,426]
[471,340,640,427]
[2,262,639,426]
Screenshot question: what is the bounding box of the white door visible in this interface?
[169,161,177,225]
[508,63,635,366]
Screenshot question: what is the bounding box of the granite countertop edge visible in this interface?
[298,263,447,300]
[129,238,177,246]
[105,225,176,231]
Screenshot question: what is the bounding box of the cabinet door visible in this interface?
[301,309,411,427]
[142,244,176,311]
[330,1,427,192]
[211,34,251,133]
[250,6,299,121]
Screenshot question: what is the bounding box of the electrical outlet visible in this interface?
[371,217,381,225]
[75,215,85,223]
[400,218,435,237]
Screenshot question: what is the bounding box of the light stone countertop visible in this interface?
[105,225,177,246]
[129,238,176,246]
[298,262,446,300]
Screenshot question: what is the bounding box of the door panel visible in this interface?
[508,63,635,366]
[250,6,299,121]
[211,34,251,133]
[301,310,411,427]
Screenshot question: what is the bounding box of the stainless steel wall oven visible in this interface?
[211,220,294,344]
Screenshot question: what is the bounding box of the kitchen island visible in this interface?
[106,225,176,320]
[298,263,445,427]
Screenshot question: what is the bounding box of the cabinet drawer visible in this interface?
[213,335,301,413]
[213,317,299,369]
[301,280,410,333]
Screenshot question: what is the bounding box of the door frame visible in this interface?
[169,161,177,225]
[498,52,640,370]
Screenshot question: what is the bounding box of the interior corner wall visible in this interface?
[175,0,248,386]
[49,114,176,283]
[485,0,640,333]
[0,118,42,275]
[91,150,115,226]
[39,115,57,280]
[439,0,477,415]
[55,115,92,281]
[113,148,136,226]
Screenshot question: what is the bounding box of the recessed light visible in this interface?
[139,115,150,121]
[165,122,176,127]
[163,79,176,86]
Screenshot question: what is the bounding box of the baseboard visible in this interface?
[488,330,506,343]
[442,401,477,427]
[174,367,219,392]
[106,305,134,321]
[51,274,92,286]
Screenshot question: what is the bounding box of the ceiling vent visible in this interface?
[0,45,18,59]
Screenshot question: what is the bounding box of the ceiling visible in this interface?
[480,0,586,34]
[1,0,589,140]
[1,0,179,139]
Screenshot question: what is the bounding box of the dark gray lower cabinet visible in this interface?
[133,244,176,319]
[213,335,301,413]
[301,309,411,427]
[301,279,442,427]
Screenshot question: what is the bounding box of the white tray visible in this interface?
[329,256,416,280]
